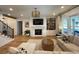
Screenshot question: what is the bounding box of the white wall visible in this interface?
[22,17,58,36]
[23,19,30,35]
[22,18,47,37]
[5,17,17,35]
[56,16,62,32]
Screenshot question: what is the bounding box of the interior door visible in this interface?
[17,21,23,35]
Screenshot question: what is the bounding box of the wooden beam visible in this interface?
[3,14,17,19]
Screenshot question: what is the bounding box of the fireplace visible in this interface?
[35,29,42,35]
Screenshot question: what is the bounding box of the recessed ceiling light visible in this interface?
[20,14,23,16]
[9,8,13,11]
[7,13,11,16]
[61,6,64,9]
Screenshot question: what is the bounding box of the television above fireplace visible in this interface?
[33,18,43,25]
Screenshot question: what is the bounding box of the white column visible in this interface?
[67,17,72,35]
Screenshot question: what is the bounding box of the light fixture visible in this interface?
[20,14,23,17]
[61,6,64,9]
[9,8,13,11]
[7,13,11,16]
[32,8,40,17]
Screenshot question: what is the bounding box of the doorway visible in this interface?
[17,21,23,35]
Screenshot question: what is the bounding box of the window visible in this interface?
[62,17,68,33]
[71,16,79,36]
[62,16,79,36]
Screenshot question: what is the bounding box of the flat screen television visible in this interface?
[33,19,43,25]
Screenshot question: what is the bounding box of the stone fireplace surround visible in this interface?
[30,18,46,37]
[30,25,46,37]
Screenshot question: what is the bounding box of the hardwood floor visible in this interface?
[0,35,59,54]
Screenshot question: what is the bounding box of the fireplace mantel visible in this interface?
[31,25,45,29]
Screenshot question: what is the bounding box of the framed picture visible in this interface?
[25,22,29,28]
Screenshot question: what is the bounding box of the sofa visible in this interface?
[57,35,79,53]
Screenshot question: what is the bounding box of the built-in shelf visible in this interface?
[47,18,56,30]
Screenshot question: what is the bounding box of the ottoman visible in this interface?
[42,39,54,51]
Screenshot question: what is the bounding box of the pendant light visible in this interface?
[32,8,40,17]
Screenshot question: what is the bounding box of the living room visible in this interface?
[0,5,79,54]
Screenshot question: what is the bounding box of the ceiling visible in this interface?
[0,5,77,19]
[63,7,79,17]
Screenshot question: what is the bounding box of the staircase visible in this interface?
[0,34,14,47]
[0,20,14,38]
[0,20,14,47]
